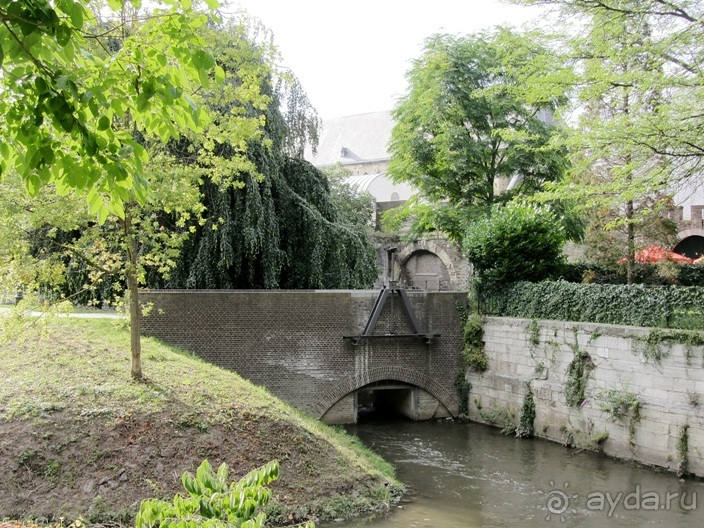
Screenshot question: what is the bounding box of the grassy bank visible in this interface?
[0,316,401,525]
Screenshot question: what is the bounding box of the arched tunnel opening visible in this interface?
[321,380,452,425]
[357,382,416,423]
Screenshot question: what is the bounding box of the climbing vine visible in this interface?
[479,280,704,330]
[462,313,488,372]
[633,328,704,366]
[565,346,594,408]
[596,389,640,422]
[515,384,536,439]
[678,425,689,477]
[526,319,541,350]
[454,372,470,415]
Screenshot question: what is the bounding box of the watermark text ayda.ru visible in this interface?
[540,481,697,521]
[585,485,696,517]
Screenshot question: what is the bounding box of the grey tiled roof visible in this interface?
[305,110,394,166]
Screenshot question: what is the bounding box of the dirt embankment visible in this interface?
[0,318,401,525]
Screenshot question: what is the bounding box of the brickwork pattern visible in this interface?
[468,317,704,476]
[141,290,466,419]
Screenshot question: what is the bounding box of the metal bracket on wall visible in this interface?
[343,283,440,345]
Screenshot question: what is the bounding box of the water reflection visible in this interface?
[329,420,704,528]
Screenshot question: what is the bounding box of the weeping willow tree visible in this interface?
[144,16,379,290]
[158,81,378,290]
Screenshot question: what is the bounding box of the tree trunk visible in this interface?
[127,265,142,380]
[122,210,142,380]
[626,198,635,284]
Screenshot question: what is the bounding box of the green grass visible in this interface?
[0,316,401,523]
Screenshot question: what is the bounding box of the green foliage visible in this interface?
[565,349,594,407]
[462,313,488,372]
[596,389,640,422]
[513,0,704,278]
[0,0,220,216]
[526,319,541,348]
[479,280,704,330]
[321,163,375,229]
[515,385,536,439]
[388,28,569,242]
[135,459,315,528]
[162,158,377,290]
[633,328,704,365]
[559,261,704,287]
[678,425,689,477]
[454,371,470,415]
[464,202,566,284]
[479,405,518,435]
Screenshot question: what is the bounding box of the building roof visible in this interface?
[345,173,385,193]
[305,110,394,167]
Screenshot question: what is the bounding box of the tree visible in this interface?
[387,28,569,243]
[464,201,566,284]
[0,0,220,213]
[321,163,375,230]
[511,0,702,279]
[156,75,378,290]
[0,6,271,380]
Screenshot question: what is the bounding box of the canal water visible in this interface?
[331,420,704,528]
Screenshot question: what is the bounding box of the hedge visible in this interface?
[559,262,704,287]
[477,280,704,330]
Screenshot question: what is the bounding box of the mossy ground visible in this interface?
[0,315,401,525]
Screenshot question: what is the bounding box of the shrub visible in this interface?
[464,202,566,284]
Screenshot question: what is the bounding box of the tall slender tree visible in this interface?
[512,0,694,277]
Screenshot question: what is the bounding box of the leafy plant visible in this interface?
[565,349,594,407]
[479,405,518,435]
[526,319,541,349]
[462,313,488,371]
[454,371,470,415]
[678,425,689,477]
[135,459,315,528]
[633,329,704,365]
[515,385,536,439]
[597,389,640,421]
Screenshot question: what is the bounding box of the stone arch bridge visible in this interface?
[141,289,466,424]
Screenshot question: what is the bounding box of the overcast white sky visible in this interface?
[229,0,545,119]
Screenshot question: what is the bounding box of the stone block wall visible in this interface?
[140,290,466,420]
[468,317,704,477]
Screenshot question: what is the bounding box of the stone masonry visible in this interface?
[468,317,704,477]
[140,290,466,421]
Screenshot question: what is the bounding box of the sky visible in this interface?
[229,0,545,119]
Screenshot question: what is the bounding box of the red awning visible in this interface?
[617,245,694,265]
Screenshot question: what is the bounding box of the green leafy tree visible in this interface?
[0,9,270,380]
[464,202,566,284]
[388,28,569,243]
[513,0,704,278]
[321,163,375,230]
[0,0,220,213]
[160,122,378,290]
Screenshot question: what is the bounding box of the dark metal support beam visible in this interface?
[343,286,440,346]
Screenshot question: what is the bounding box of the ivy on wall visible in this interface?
[479,280,704,330]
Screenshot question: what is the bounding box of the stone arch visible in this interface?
[677,227,704,240]
[675,228,704,259]
[312,366,458,419]
[394,241,458,289]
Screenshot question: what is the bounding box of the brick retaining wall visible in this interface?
[141,290,466,419]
